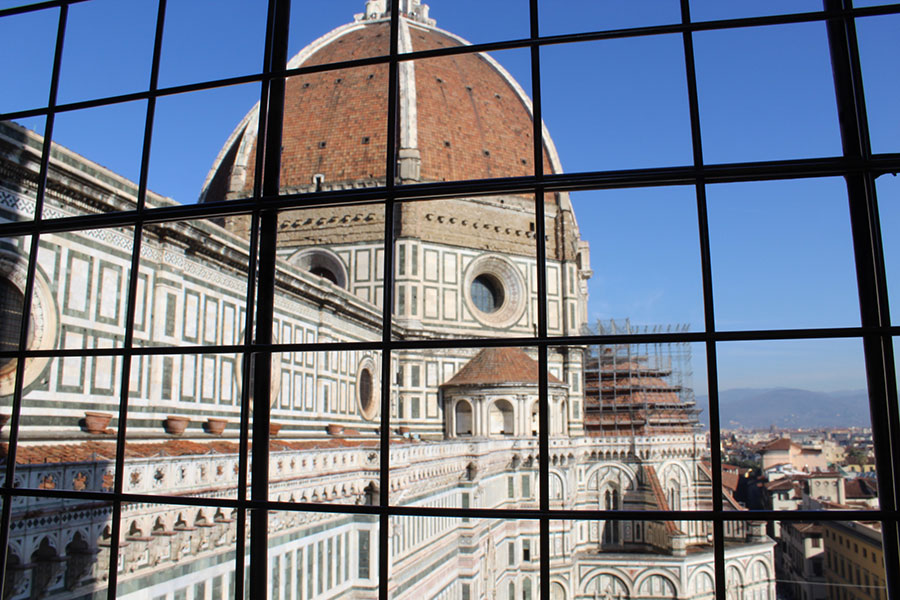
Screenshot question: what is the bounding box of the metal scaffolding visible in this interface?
[583,319,700,437]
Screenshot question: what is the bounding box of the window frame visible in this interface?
[0,1,897,600]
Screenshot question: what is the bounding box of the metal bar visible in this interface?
[0,0,67,497]
[2,325,900,364]
[0,3,68,596]
[1,482,896,522]
[528,2,552,599]
[8,326,900,366]
[0,0,92,18]
[5,2,900,114]
[104,0,167,596]
[379,2,402,598]
[824,1,900,598]
[234,208,261,600]
[248,0,291,597]
[678,1,727,598]
[7,153,900,240]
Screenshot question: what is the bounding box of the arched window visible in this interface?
[667,480,681,511]
[603,487,620,545]
[591,574,628,600]
[455,400,473,436]
[726,566,743,600]
[290,248,348,289]
[550,472,564,500]
[490,400,515,436]
[560,400,568,435]
[550,582,566,600]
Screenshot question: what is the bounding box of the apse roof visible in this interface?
[441,347,563,387]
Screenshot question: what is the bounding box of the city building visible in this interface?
[779,522,826,600]
[760,438,828,474]
[823,521,886,600]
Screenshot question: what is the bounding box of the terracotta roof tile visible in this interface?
[441,347,562,387]
[721,471,740,492]
[3,438,380,465]
[643,465,680,534]
[762,437,796,452]
[844,477,878,499]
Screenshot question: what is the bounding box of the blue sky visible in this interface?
[0,0,897,396]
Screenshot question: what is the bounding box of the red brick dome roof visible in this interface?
[200,8,563,202]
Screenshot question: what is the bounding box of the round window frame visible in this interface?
[463,254,526,329]
[356,356,380,421]
[0,252,58,396]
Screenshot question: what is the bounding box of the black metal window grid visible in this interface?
[0,1,898,599]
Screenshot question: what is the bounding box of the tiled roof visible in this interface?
[722,488,745,511]
[764,478,801,492]
[793,523,823,535]
[762,437,796,452]
[205,20,553,201]
[721,471,740,493]
[642,465,680,534]
[3,438,380,465]
[441,347,562,387]
[844,477,878,499]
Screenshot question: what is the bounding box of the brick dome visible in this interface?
[200,2,564,202]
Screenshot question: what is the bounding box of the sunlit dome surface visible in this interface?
[200,1,561,203]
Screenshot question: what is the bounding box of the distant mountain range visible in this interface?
[695,387,872,430]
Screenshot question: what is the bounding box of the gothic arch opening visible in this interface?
[30,537,60,598]
[65,532,91,591]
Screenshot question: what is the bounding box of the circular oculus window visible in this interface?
[0,252,57,397]
[0,278,24,370]
[463,255,526,329]
[356,356,380,421]
[470,274,504,314]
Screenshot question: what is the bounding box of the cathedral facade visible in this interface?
[0,2,774,599]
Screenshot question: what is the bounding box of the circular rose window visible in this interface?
[463,255,527,329]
